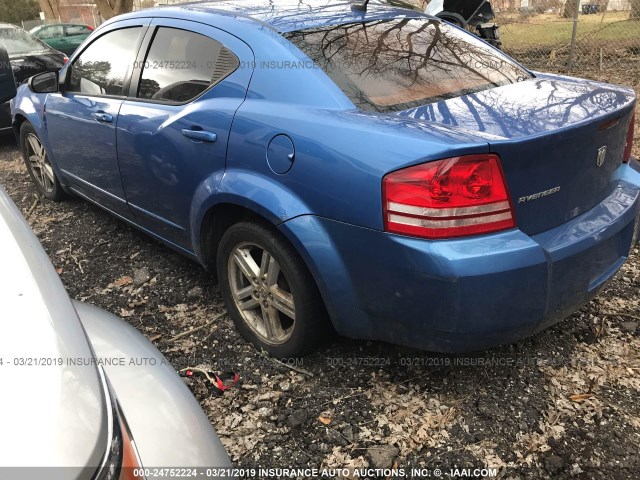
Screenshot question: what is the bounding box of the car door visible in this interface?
[117,19,253,250]
[45,20,148,219]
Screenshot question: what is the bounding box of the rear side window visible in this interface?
[137,27,239,103]
[285,18,532,112]
[39,25,64,38]
[68,27,142,96]
[66,25,90,35]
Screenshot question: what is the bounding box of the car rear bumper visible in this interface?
[279,161,640,352]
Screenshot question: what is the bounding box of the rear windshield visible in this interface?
[285,18,532,112]
[0,26,50,56]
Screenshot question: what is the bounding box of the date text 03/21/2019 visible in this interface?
[3,356,167,367]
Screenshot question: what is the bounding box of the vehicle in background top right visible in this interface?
[425,0,502,48]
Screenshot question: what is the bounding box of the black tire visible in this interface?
[437,15,464,28]
[217,220,328,358]
[20,122,65,201]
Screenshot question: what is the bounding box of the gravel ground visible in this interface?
[1,63,639,479]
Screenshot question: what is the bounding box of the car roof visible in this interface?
[126,0,424,33]
[40,23,89,26]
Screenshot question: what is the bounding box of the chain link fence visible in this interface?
[402,0,640,78]
[492,1,640,77]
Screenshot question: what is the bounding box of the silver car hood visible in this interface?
[0,188,107,476]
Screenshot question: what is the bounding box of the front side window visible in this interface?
[68,27,142,96]
[285,18,532,112]
[137,27,239,103]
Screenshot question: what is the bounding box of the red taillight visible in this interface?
[383,154,516,239]
[623,113,635,163]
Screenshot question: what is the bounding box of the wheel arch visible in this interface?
[436,13,466,27]
[191,172,312,267]
[11,89,45,133]
[197,202,267,273]
[12,113,28,138]
[195,197,337,319]
[195,198,312,275]
[14,114,73,197]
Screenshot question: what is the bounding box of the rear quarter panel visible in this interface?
[222,101,490,230]
[191,24,492,256]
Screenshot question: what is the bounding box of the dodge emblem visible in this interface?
[596,146,607,167]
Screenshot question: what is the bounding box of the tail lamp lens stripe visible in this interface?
[387,200,511,218]
[388,211,514,229]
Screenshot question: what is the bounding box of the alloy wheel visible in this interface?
[25,133,55,193]
[227,241,296,345]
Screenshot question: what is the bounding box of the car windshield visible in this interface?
[285,18,532,112]
[1,26,50,56]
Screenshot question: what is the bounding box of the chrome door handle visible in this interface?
[182,129,217,143]
[92,112,113,123]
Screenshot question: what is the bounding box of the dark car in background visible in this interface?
[30,23,94,56]
[0,23,66,133]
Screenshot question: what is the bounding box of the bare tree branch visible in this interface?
[94,0,134,20]
[37,0,61,21]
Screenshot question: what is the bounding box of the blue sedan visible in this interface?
[11,0,640,357]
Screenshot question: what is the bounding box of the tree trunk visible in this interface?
[562,0,579,18]
[94,0,134,20]
[37,0,61,20]
[631,0,640,19]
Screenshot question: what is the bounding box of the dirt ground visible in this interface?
[1,62,639,479]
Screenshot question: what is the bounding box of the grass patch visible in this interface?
[500,12,640,48]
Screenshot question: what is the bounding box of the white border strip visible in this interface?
[388,201,511,218]
[389,211,513,229]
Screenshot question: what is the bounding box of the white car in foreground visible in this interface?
[0,182,233,478]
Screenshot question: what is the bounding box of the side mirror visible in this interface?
[28,70,59,94]
[0,47,17,103]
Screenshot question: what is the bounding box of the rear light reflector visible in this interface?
[383,154,516,239]
[623,113,635,163]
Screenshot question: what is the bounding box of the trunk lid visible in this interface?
[397,75,636,235]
